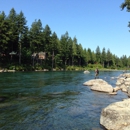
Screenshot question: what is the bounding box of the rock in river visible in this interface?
[100,99,130,130]
[83,79,113,93]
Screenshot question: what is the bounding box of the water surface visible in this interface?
[0,71,128,130]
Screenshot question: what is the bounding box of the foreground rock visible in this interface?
[100,99,130,130]
[83,79,113,93]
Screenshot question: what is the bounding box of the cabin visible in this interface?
[38,52,46,59]
[32,52,46,59]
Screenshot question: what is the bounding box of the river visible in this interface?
[0,71,128,130]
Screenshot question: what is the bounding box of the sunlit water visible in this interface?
[0,71,128,130]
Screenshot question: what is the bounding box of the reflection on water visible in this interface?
[0,71,128,130]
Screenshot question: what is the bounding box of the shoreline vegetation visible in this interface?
[1,8,130,73]
[0,66,129,72]
[0,62,129,72]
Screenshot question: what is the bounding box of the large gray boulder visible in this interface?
[83,79,113,93]
[83,79,108,86]
[100,99,130,130]
[91,84,113,93]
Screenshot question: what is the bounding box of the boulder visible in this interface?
[83,70,90,74]
[91,84,113,93]
[122,87,128,93]
[100,99,130,130]
[125,78,130,81]
[121,84,128,93]
[116,78,125,86]
[113,86,121,92]
[115,74,130,93]
[124,80,130,86]
[109,92,117,95]
[83,79,113,93]
[121,73,130,78]
[83,79,108,86]
[127,87,130,97]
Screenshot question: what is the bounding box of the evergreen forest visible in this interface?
[0,8,130,71]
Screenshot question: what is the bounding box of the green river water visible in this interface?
[0,71,128,130]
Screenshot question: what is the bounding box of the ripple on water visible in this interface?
[0,71,128,130]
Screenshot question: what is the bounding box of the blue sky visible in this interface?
[0,0,130,57]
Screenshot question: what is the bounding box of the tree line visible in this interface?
[0,8,130,71]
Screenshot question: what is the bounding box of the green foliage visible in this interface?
[35,63,43,70]
[0,8,129,71]
[8,65,15,70]
[95,46,101,63]
[66,66,76,71]
[15,65,24,71]
[66,66,85,71]
[29,19,43,53]
[121,0,130,12]
[121,1,130,31]
[87,63,103,69]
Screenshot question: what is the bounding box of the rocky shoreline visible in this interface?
[83,73,130,130]
[0,69,15,72]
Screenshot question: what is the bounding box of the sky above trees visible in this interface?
[0,0,130,57]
